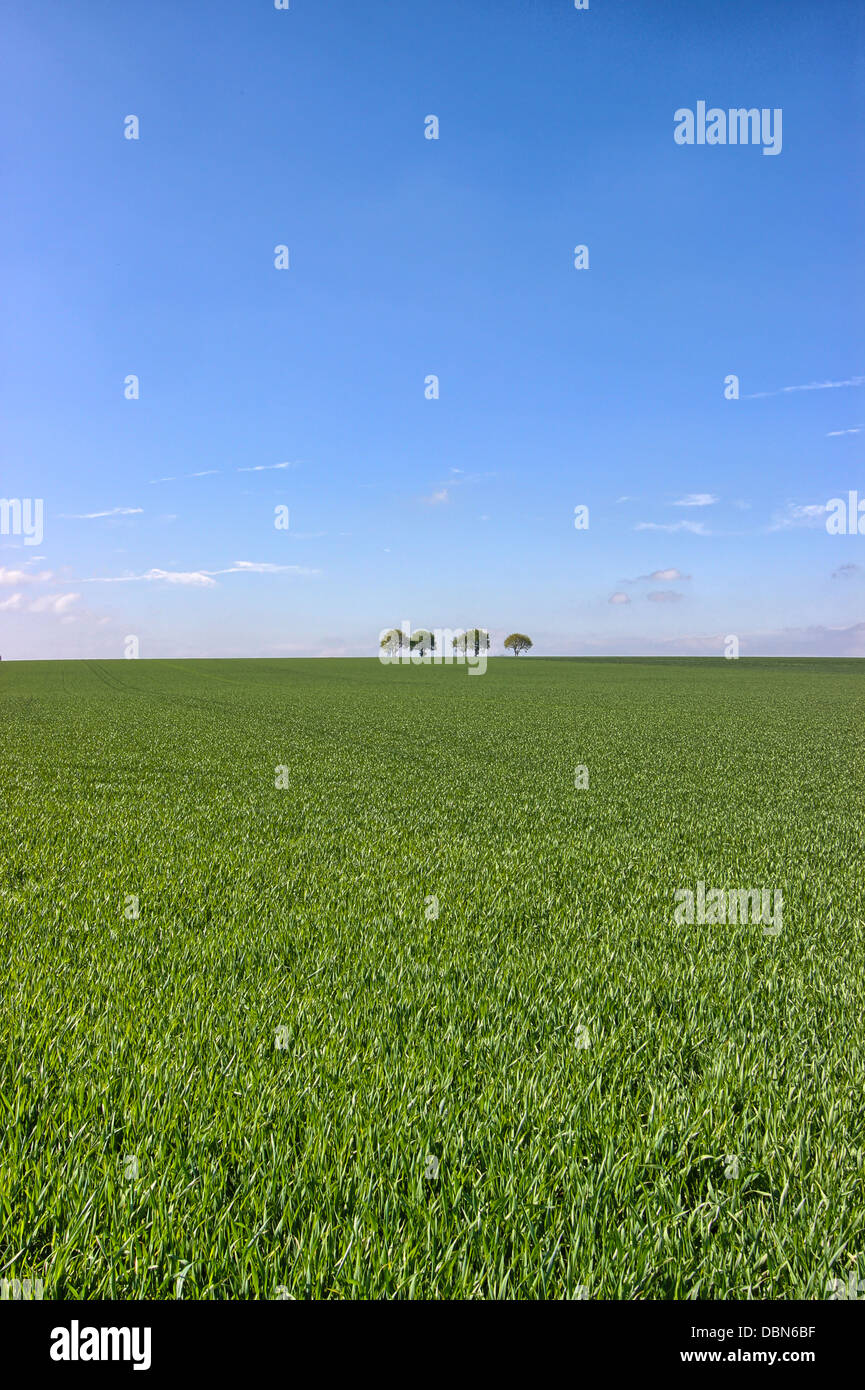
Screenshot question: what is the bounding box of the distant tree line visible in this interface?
[379,629,533,656]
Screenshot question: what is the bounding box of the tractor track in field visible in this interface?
[82,661,240,716]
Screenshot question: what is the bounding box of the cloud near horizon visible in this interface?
[638,568,691,582]
[0,592,79,614]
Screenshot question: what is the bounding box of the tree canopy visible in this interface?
[380,628,404,653]
[452,628,490,656]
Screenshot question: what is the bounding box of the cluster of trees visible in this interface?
[379,629,533,656]
[380,629,435,656]
[454,628,490,656]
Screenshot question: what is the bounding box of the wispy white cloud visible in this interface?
[422,488,450,506]
[608,592,630,605]
[79,560,320,586]
[673,493,718,508]
[826,426,863,436]
[149,470,221,484]
[745,376,865,400]
[222,561,318,575]
[647,590,684,603]
[82,568,217,587]
[635,521,709,535]
[60,507,143,520]
[768,502,827,532]
[237,462,299,473]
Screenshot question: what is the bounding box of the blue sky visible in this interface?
[1,0,863,659]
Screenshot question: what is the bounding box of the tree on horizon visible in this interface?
[411,630,436,656]
[452,628,490,658]
[380,628,404,655]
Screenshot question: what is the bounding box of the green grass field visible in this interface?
[1,656,863,1299]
